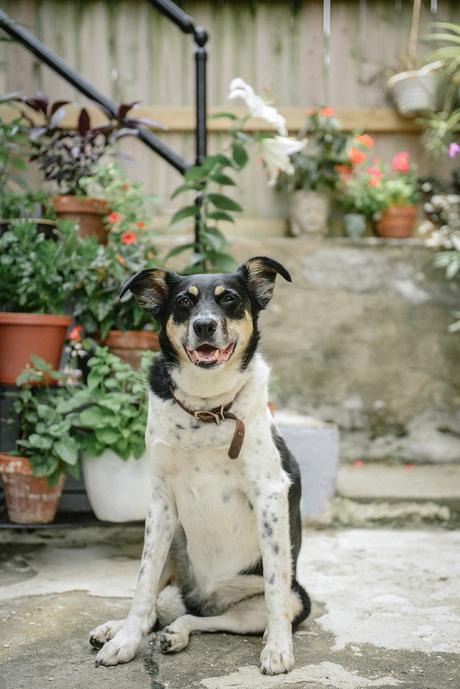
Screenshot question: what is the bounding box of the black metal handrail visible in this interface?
[0,0,210,247]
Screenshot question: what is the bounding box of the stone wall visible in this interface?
[225,237,460,464]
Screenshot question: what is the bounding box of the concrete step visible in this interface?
[337,463,460,504]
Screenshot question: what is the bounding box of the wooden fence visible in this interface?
[1,0,460,229]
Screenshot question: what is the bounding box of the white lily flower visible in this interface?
[259,135,306,186]
[228,78,287,136]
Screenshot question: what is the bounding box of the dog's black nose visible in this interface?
[193,317,217,338]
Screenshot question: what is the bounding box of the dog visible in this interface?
[89,256,311,675]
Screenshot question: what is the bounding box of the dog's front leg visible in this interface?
[95,472,176,667]
[246,436,295,675]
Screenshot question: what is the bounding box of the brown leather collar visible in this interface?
[169,387,245,460]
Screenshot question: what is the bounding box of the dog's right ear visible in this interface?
[120,268,170,316]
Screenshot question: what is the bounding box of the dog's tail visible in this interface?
[291,579,312,628]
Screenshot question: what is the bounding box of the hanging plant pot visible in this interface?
[375,206,417,239]
[104,330,160,369]
[0,454,64,524]
[0,312,71,385]
[288,190,330,236]
[343,213,367,238]
[82,450,151,522]
[51,196,109,244]
[387,62,442,117]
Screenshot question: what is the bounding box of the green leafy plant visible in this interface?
[11,355,80,486]
[168,78,305,273]
[70,228,158,339]
[0,113,28,194]
[70,346,151,460]
[80,161,159,236]
[277,108,353,193]
[0,219,85,313]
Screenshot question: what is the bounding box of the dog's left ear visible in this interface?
[120,268,172,316]
[238,256,292,309]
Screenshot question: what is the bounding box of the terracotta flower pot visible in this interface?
[375,206,416,239]
[0,312,71,385]
[0,453,64,524]
[104,330,160,369]
[51,195,109,244]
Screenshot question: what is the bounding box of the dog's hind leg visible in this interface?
[158,585,306,658]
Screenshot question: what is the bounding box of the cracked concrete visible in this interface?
[0,527,459,689]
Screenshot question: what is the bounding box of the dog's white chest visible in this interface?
[172,451,261,588]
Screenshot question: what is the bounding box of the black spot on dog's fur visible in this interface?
[263,521,273,537]
[272,543,280,555]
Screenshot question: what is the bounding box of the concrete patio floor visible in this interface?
[0,527,459,689]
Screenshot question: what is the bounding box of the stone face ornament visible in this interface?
[288,190,331,236]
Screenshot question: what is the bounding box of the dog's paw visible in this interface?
[259,643,295,675]
[158,625,190,654]
[89,619,125,650]
[95,623,143,667]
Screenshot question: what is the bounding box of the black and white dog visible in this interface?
[89,256,311,675]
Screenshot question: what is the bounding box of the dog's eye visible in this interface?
[221,293,237,303]
[177,295,192,308]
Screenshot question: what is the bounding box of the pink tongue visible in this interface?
[196,346,218,362]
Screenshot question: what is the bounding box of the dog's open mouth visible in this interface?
[186,342,235,367]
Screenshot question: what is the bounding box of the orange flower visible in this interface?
[116,253,126,265]
[335,164,351,175]
[120,231,137,245]
[135,221,145,229]
[368,177,380,187]
[392,151,410,173]
[122,183,130,190]
[319,106,335,117]
[355,134,374,148]
[107,211,121,224]
[68,325,81,341]
[348,147,366,165]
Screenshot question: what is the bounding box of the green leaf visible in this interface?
[79,407,108,429]
[30,354,53,370]
[28,433,52,450]
[207,210,235,223]
[184,165,206,182]
[208,194,242,212]
[170,205,198,226]
[165,243,195,259]
[170,183,193,200]
[209,173,236,186]
[205,153,233,168]
[95,428,120,445]
[231,142,249,169]
[54,438,78,465]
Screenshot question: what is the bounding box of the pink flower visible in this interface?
[319,106,335,117]
[392,151,410,173]
[68,325,81,341]
[120,231,137,245]
[367,166,382,180]
[107,211,122,224]
[355,134,374,148]
[448,142,460,159]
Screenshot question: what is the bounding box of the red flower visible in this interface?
[367,166,381,179]
[122,183,130,190]
[335,163,352,181]
[135,221,145,229]
[120,231,137,245]
[355,134,374,148]
[319,106,335,117]
[107,211,122,224]
[68,325,81,341]
[392,151,410,173]
[348,147,367,165]
[352,459,364,468]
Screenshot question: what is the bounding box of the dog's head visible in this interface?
[120,256,291,371]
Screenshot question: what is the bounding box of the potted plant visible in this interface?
[387,0,442,117]
[277,108,352,236]
[374,153,420,238]
[12,94,160,243]
[71,346,152,522]
[0,219,80,385]
[0,356,80,524]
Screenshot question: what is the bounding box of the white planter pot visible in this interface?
[82,449,151,522]
[288,190,330,236]
[387,62,442,117]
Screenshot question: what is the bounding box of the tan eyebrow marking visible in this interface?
[187,285,199,296]
[214,285,225,296]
